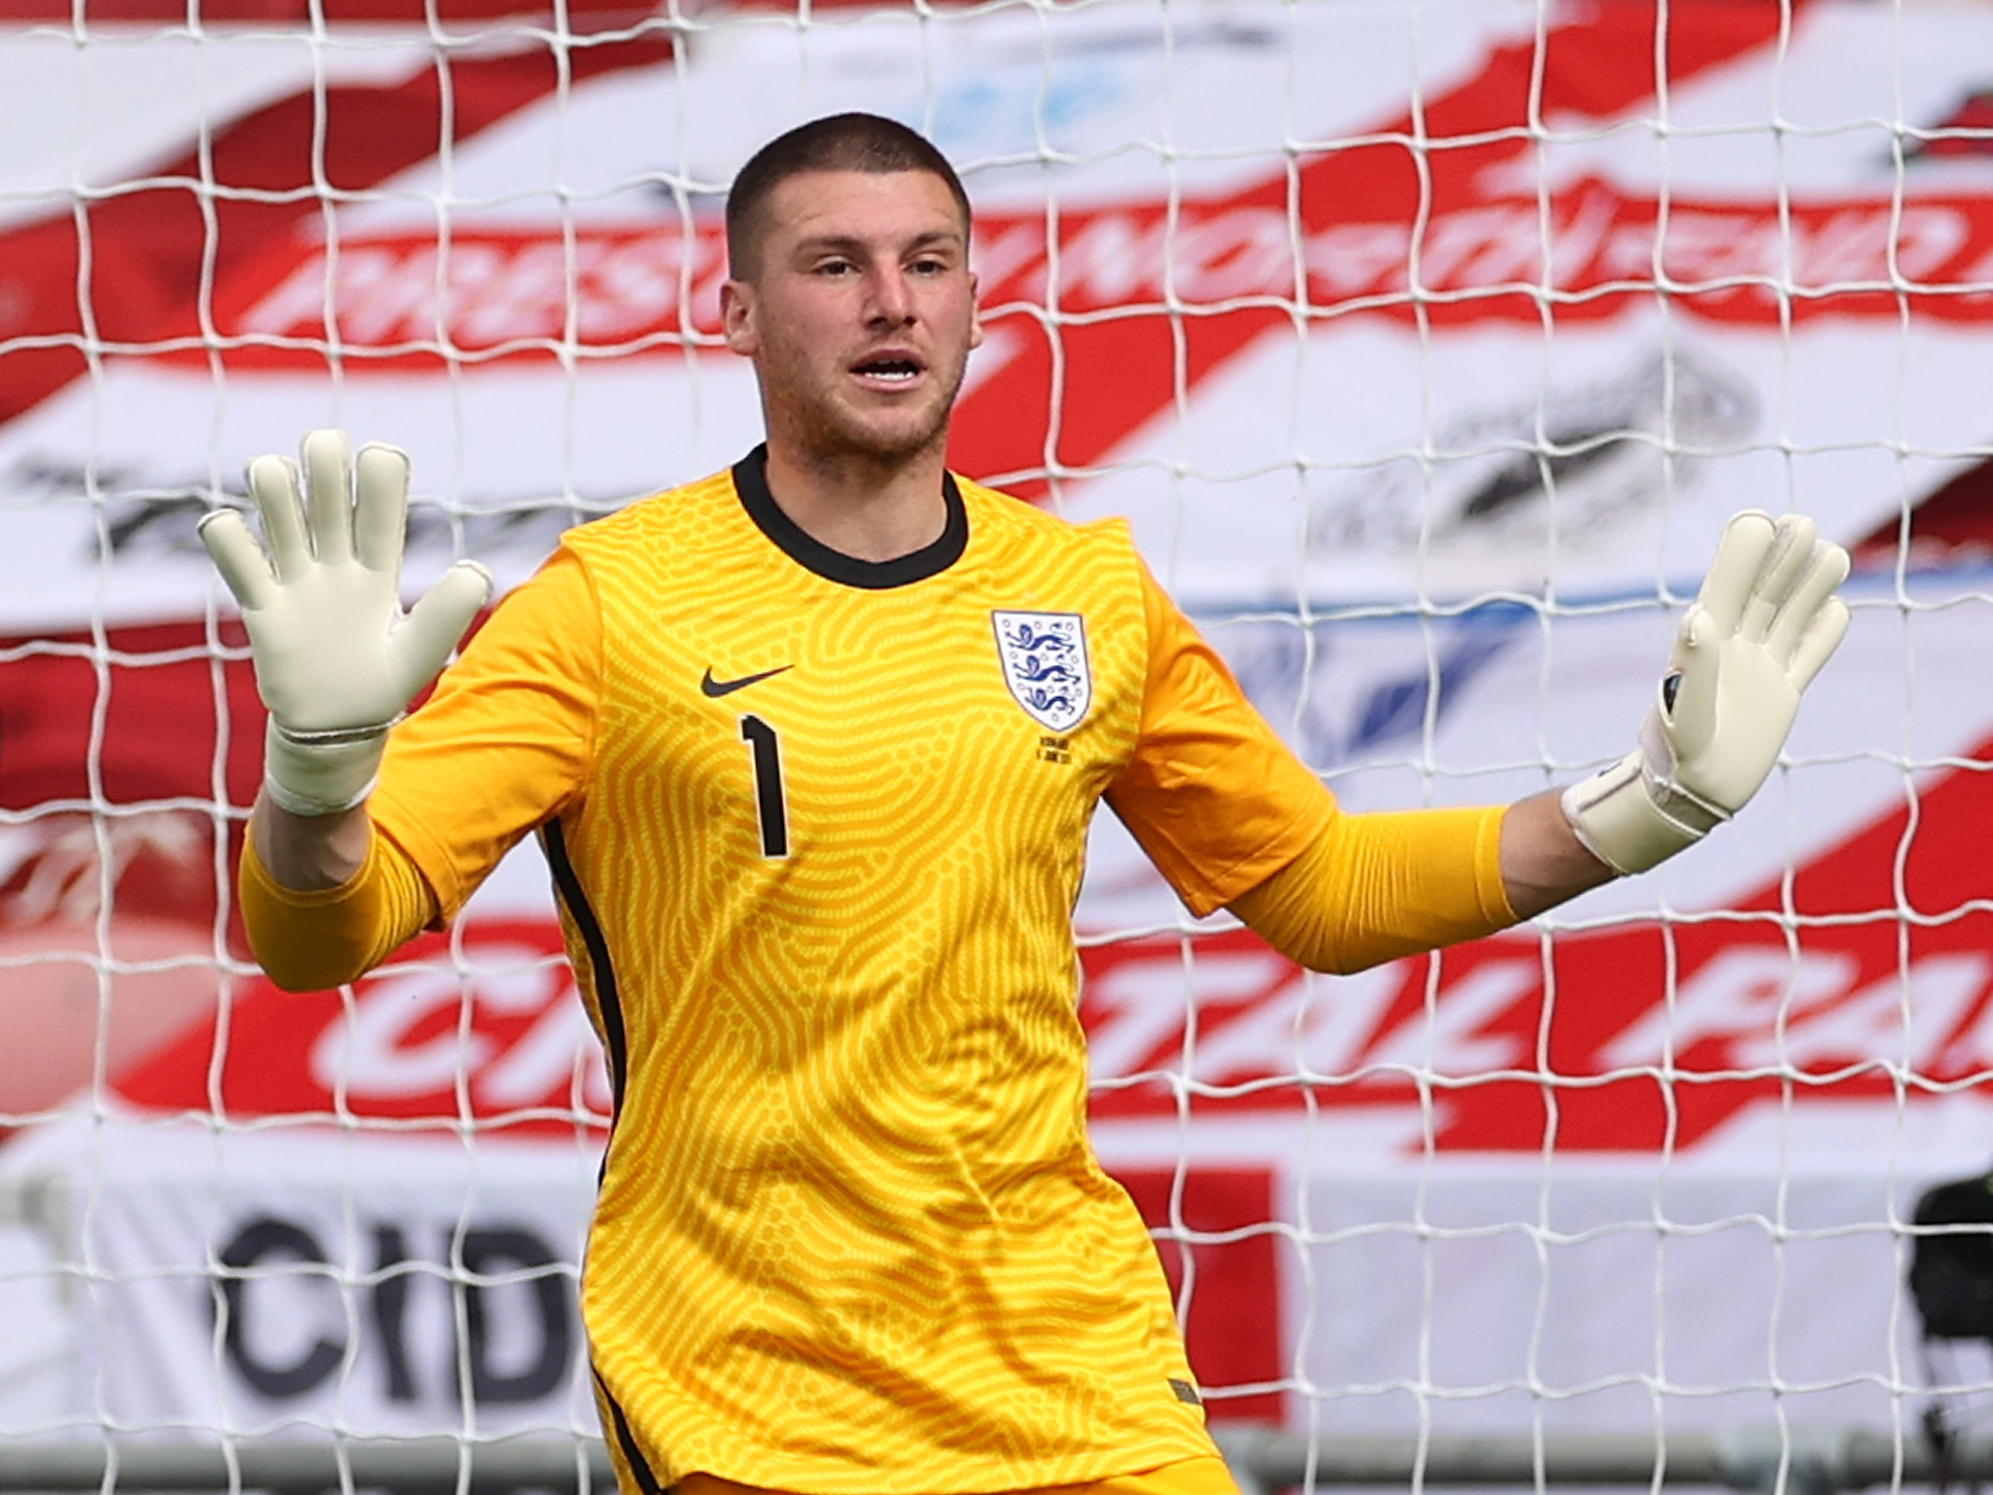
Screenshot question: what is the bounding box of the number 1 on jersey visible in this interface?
[739,714,790,859]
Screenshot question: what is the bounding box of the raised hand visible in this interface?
[199,429,492,816]
[1561,510,1852,876]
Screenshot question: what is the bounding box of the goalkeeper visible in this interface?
[201,113,1851,1495]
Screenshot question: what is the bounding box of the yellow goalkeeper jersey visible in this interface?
[368,448,1336,1493]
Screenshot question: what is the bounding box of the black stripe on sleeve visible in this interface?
[538,818,627,1122]
[594,1368,669,1495]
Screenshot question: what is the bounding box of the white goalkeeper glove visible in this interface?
[1561,509,1851,876]
[198,429,493,818]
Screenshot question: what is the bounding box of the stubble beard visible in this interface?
[776,350,969,473]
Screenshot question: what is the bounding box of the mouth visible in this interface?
[851,353,926,388]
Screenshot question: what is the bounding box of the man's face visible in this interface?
[721,169,981,467]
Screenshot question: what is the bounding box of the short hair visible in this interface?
[725,112,972,278]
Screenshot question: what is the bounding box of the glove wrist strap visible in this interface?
[1560,747,1730,877]
[262,718,388,817]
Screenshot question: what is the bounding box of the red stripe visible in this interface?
[948,0,1803,494]
[0,0,1798,465]
[1076,709,1993,1154]
[193,182,1993,384]
[0,29,671,426]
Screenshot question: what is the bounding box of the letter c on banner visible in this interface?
[216,1216,345,1398]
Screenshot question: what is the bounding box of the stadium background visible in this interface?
[4,0,1993,1475]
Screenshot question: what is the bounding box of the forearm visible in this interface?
[241,810,438,991]
[1228,804,1514,974]
[249,791,371,891]
[1497,788,1616,920]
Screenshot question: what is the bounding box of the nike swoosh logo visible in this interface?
[701,664,793,698]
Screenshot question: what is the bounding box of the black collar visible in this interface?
[731,445,968,590]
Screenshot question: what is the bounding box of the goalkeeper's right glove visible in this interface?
[198,429,493,818]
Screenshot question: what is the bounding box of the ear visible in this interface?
[720,279,757,357]
[967,271,983,351]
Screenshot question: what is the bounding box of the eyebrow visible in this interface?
[791,229,967,257]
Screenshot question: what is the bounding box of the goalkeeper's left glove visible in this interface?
[1560,509,1852,876]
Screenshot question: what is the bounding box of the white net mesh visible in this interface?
[2,0,1992,1482]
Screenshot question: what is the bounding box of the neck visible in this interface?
[760,437,951,563]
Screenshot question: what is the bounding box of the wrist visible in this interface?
[246,796,373,893]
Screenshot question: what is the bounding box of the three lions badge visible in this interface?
[992,611,1091,733]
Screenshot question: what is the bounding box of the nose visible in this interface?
[866,266,916,327]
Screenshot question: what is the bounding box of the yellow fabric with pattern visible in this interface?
[351,452,1334,1493]
[239,820,437,991]
[1227,804,1514,975]
[675,1452,1241,1495]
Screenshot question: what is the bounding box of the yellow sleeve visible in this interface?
[1227,804,1518,974]
[1104,560,1339,916]
[240,821,441,992]
[368,543,602,920]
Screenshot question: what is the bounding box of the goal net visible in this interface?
[3,0,1993,1475]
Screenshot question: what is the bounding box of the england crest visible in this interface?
[992,611,1092,733]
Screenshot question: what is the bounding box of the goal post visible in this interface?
[2,0,1993,1479]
